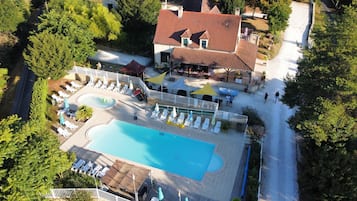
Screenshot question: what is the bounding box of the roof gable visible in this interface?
[154,10,241,52]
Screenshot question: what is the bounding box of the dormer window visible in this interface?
[182,38,189,47]
[201,40,208,49]
[180,29,192,47]
[199,30,210,49]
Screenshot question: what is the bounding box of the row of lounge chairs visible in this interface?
[151,108,221,133]
[71,159,110,178]
[64,120,78,130]
[87,79,133,96]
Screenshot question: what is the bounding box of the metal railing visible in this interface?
[69,66,218,112]
[44,188,130,201]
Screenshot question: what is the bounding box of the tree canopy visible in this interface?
[218,0,245,14]
[37,10,96,63]
[23,31,73,79]
[0,0,28,33]
[0,115,73,200]
[282,2,357,200]
[115,0,161,25]
[0,68,8,100]
[47,0,121,41]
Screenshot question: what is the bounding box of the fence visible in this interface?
[69,66,218,112]
[44,188,130,201]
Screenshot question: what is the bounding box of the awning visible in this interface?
[191,83,217,96]
[146,72,167,85]
[101,160,150,196]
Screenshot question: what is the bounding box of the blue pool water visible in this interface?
[87,120,222,180]
[77,94,115,109]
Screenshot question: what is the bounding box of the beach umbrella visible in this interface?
[59,112,65,125]
[155,103,160,113]
[172,106,177,118]
[129,80,134,90]
[191,83,217,96]
[116,73,120,86]
[189,111,193,121]
[64,98,69,111]
[158,187,164,201]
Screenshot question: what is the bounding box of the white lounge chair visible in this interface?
[94,80,102,88]
[71,159,86,172]
[57,127,70,137]
[70,81,82,89]
[87,79,94,87]
[120,84,128,94]
[213,121,221,133]
[65,85,77,93]
[151,110,160,119]
[167,111,177,123]
[107,82,115,91]
[184,116,193,127]
[193,116,202,129]
[79,161,93,174]
[52,94,64,103]
[90,164,103,176]
[160,109,168,121]
[176,113,185,125]
[97,166,110,178]
[58,90,70,98]
[113,83,121,92]
[64,121,78,130]
[201,118,210,130]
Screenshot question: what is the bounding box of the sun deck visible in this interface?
[59,85,246,201]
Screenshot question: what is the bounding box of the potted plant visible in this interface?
[75,105,93,122]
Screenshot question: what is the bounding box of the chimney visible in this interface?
[178,6,183,18]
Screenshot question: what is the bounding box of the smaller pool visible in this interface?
[77,94,115,109]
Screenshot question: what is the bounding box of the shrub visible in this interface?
[54,170,97,188]
[221,120,231,131]
[242,107,264,127]
[76,105,93,122]
[29,78,48,128]
[68,190,93,201]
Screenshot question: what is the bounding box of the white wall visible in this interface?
[153,44,177,65]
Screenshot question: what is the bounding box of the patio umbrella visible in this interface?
[191,83,217,96]
[129,80,134,90]
[116,74,120,86]
[158,187,164,201]
[155,103,160,113]
[59,112,65,125]
[64,98,69,111]
[172,106,177,118]
[189,111,193,121]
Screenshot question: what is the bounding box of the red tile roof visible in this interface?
[199,30,210,39]
[171,43,257,71]
[154,10,241,52]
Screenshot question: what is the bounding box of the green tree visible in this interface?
[37,10,96,63]
[23,31,73,79]
[0,0,27,33]
[48,0,122,41]
[0,116,73,200]
[116,0,161,25]
[282,2,357,201]
[218,0,246,14]
[267,0,291,33]
[0,68,8,100]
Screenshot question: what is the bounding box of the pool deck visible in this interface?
[59,85,247,201]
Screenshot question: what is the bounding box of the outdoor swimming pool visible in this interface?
[77,94,115,109]
[87,120,222,180]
